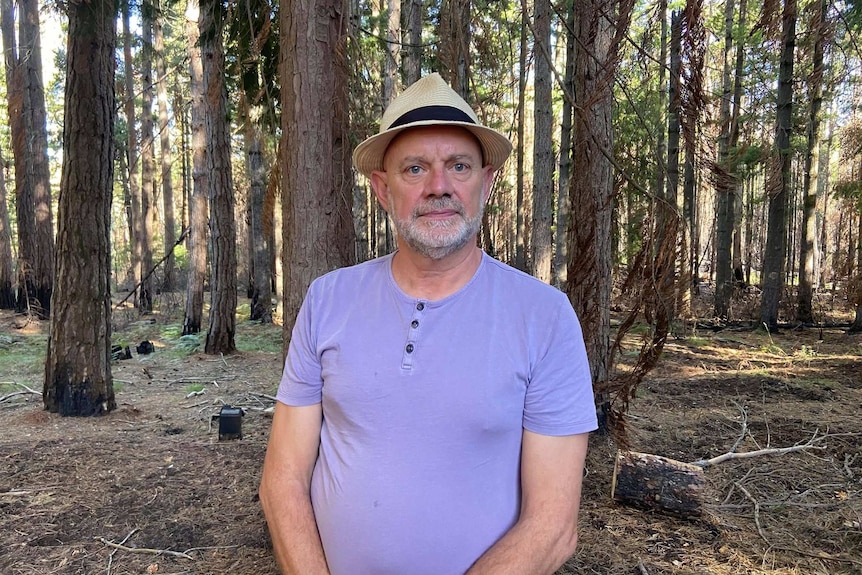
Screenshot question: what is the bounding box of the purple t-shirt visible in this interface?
[277,252,597,574]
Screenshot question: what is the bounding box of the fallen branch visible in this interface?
[0,389,41,403]
[107,529,138,575]
[248,392,278,402]
[734,481,769,543]
[95,536,194,560]
[691,430,828,468]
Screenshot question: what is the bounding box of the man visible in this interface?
[260,73,597,575]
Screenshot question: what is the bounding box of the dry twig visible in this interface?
[95,536,194,560]
[734,481,769,543]
[691,429,828,468]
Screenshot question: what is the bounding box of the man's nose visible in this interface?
[426,166,452,197]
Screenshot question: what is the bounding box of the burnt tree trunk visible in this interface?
[44,0,116,416]
[612,451,707,515]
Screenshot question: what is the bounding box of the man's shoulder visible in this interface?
[311,254,392,291]
[480,253,568,300]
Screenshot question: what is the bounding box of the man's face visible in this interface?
[370,126,494,261]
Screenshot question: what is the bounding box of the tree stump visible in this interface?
[611,450,707,515]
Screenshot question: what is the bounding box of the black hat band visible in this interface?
[389,105,476,129]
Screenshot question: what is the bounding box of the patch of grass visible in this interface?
[171,334,202,356]
[758,343,786,355]
[684,337,710,347]
[236,322,282,353]
[186,382,205,393]
[0,334,47,383]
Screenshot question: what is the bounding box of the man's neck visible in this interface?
[390,244,483,301]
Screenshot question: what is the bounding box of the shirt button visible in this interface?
[406,343,414,353]
[416,302,425,311]
[411,320,419,328]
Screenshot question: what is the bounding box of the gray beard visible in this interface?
[389,197,484,260]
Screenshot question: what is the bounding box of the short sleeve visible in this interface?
[276,282,324,406]
[522,297,598,436]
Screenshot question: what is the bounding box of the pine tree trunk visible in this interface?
[554,3,576,288]
[760,0,797,331]
[122,5,142,300]
[44,0,116,416]
[1,0,37,315]
[401,0,422,85]
[530,0,553,283]
[796,0,827,324]
[514,0,528,271]
[568,0,628,401]
[201,0,237,354]
[155,3,177,292]
[139,4,155,313]
[245,107,272,324]
[281,0,355,345]
[21,0,54,317]
[0,152,14,309]
[713,0,736,319]
[182,0,208,336]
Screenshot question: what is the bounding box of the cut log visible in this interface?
[611,450,707,515]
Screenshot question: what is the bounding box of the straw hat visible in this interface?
[352,73,513,178]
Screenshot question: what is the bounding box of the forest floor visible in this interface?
[0,291,860,575]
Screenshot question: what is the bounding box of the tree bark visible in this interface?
[554,2,576,288]
[139,2,156,313]
[281,0,355,346]
[182,0,208,336]
[568,0,631,405]
[611,451,707,515]
[760,0,797,331]
[438,0,471,98]
[714,0,737,319]
[401,0,422,85]
[44,0,116,416]
[796,0,827,324]
[530,0,553,283]
[1,0,37,315]
[514,0,528,272]
[201,0,237,354]
[0,152,14,309]
[21,0,54,317]
[122,3,142,300]
[245,101,273,324]
[155,2,177,292]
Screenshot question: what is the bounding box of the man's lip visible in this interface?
[419,209,460,217]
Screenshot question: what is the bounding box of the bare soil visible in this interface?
[1,302,860,575]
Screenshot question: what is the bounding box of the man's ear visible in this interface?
[370,171,390,211]
[481,165,495,204]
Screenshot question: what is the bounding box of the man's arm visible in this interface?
[259,402,330,575]
[466,430,590,575]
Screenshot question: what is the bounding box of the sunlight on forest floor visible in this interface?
[1,292,860,575]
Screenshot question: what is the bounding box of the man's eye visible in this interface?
[453,163,467,172]
[407,165,422,175]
